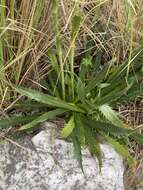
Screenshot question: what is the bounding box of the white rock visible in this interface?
[0,122,124,190]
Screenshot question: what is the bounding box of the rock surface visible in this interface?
[0,122,124,190]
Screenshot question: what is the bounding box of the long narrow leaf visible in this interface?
[71,132,84,173]
[75,113,85,145]
[130,132,143,144]
[84,118,135,136]
[85,58,115,93]
[85,64,109,93]
[0,113,42,129]
[103,134,136,165]
[84,126,102,169]
[98,104,127,128]
[16,87,85,113]
[19,109,66,130]
[117,84,143,104]
[96,82,132,106]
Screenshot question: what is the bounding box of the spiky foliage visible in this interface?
[1,0,143,172]
[1,44,143,170]
[1,1,143,109]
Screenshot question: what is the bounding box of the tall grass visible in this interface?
[0,0,53,110]
[0,0,143,110]
[0,1,143,188]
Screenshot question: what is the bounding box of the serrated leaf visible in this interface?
[16,87,84,113]
[13,101,48,111]
[84,118,135,136]
[0,113,42,129]
[61,116,75,138]
[99,104,127,128]
[103,134,136,166]
[75,114,85,145]
[71,132,84,173]
[84,126,102,170]
[19,109,66,130]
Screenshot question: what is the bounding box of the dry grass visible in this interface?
[60,0,143,61]
[119,101,143,190]
[0,0,53,110]
[1,0,143,109]
[0,1,143,189]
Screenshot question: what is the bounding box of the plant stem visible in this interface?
[53,0,65,100]
[0,0,5,72]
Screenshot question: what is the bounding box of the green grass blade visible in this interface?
[85,64,110,94]
[53,0,65,100]
[70,15,83,99]
[96,82,132,106]
[117,84,143,104]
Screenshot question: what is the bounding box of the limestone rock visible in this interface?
[0,122,124,190]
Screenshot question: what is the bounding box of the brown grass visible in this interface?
[0,1,143,189]
[1,0,143,109]
[119,101,143,190]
